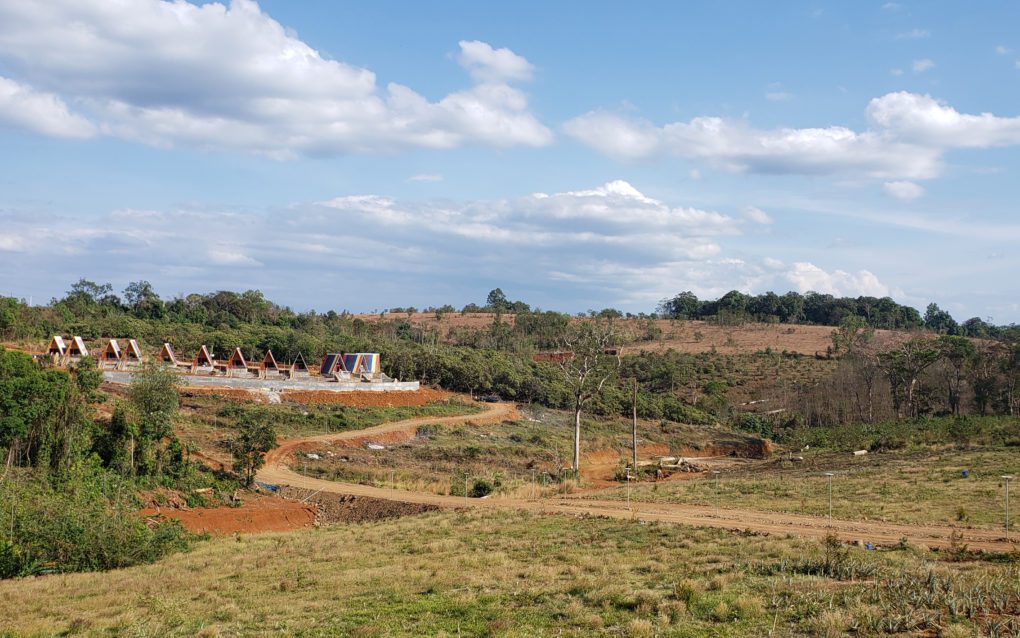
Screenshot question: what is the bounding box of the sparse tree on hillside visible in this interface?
[878,338,941,418]
[937,335,976,417]
[231,418,278,487]
[558,318,621,474]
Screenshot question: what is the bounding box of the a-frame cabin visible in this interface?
[158,343,179,366]
[261,350,279,371]
[193,345,214,368]
[122,339,142,365]
[289,352,310,378]
[227,348,247,369]
[67,336,89,360]
[47,336,67,359]
[100,339,122,368]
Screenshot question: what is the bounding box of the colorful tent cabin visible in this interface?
[67,336,89,359]
[342,353,381,376]
[261,350,279,371]
[227,348,247,369]
[123,339,142,362]
[291,352,309,373]
[193,345,214,368]
[47,336,67,357]
[101,339,122,362]
[158,343,179,366]
[320,353,344,376]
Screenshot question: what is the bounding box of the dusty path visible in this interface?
[259,402,1018,552]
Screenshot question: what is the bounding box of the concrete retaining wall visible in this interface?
[102,371,420,392]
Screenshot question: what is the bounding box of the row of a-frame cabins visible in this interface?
[45,336,386,381]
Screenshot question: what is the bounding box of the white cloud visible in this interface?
[896,28,930,40]
[456,40,535,83]
[0,76,96,138]
[912,58,935,73]
[765,91,792,102]
[409,173,443,183]
[566,91,1020,181]
[763,257,784,269]
[743,206,773,224]
[564,106,943,179]
[688,169,702,180]
[882,2,901,11]
[0,1,551,155]
[996,45,1011,55]
[890,68,904,76]
[785,262,890,297]
[867,91,1020,147]
[883,180,925,200]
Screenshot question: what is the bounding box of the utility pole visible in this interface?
[631,377,638,473]
[1003,475,1014,540]
[825,472,834,524]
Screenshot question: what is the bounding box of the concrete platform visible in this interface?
[102,371,420,392]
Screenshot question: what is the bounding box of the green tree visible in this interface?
[231,417,278,486]
[485,288,510,313]
[937,335,976,417]
[878,339,941,418]
[831,315,875,359]
[126,363,180,475]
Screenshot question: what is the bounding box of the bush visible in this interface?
[0,464,192,578]
[469,478,494,498]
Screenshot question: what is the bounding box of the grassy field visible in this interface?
[294,406,766,496]
[595,447,1018,529]
[2,508,1017,637]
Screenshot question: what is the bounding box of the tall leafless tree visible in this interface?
[558,318,621,474]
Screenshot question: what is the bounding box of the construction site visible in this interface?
[42,335,420,393]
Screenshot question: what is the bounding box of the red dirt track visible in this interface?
[258,401,1020,552]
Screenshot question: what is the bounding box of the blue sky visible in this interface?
[1,1,1019,321]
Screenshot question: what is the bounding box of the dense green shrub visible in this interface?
[0,463,192,578]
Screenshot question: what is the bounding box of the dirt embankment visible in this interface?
[281,387,450,407]
[277,487,437,524]
[140,494,316,535]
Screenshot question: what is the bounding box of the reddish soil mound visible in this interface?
[280,387,450,407]
[278,487,437,524]
[140,494,315,535]
[180,387,266,403]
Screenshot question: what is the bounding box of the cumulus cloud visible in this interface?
[867,92,1020,147]
[457,40,535,83]
[565,91,1020,181]
[0,181,813,309]
[883,180,925,200]
[564,107,942,179]
[0,76,96,138]
[743,206,773,224]
[785,262,890,297]
[0,0,551,155]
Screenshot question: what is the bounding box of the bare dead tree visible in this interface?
[558,318,621,474]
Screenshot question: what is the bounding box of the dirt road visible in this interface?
[259,402,1018,552]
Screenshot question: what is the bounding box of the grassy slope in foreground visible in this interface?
[2,509,1017,637]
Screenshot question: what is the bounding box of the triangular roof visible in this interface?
[193,345,214,367]
[291,352,308,372]
[68,336,89,357]
[123,339,142,360]
[320,353,344,376]
[261,350,278,370]
[343,353,380,375]
[158,343,179,366]
[227,347,247,369]
[47,336,67,356]
[101,339,122,361]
